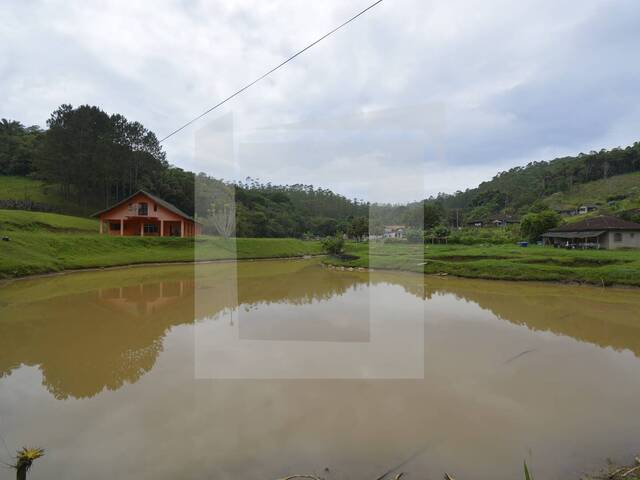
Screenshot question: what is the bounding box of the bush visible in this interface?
[520,210,560,242]
[321,234,345,255]
[431,225,450,238]
[383,237,407,244]
[405,228,424,243]
[448,226,520,245]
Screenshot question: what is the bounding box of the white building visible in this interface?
[383,225,406,239]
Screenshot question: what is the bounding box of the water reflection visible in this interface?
[2,260,640,480]
[0,259,639,399]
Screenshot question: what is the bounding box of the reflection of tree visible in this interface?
[396,276,640,358]
[0,284,194,399]
[2,262,639,401]
[0,262,368,399]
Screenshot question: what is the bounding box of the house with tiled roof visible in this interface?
[542,215,640,249]
[92,190,201,237]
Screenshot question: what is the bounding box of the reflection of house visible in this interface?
[384,225,406,238]
[578,204,598,215]
[98,279,194,316]
[542,215,640,249]
[93,190,201,237]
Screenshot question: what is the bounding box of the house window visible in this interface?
[154,203,158,212]
[614,232,623,242]
[109,222,120,231]
[138,202,148,216]
[143,223,158,234]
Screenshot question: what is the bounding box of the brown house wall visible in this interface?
[98,192,201,237]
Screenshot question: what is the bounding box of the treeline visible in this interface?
[0,119,43,176]
[233,179,369,237]
[1,105,372,237]
[430,142,640,222]
[4,103,640,237]
[1,105,195,215]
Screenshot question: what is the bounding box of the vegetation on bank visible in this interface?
[0,175,86,214]
[0,210,322,279]
[323,241,640,287]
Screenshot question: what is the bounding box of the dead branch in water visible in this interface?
[608,456,640,479]
[277,476,324,480]
[276,472,406,480]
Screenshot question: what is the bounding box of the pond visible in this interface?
[1,259,639,479]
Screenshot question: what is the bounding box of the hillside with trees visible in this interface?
[0,104,370,238]
[429,142,640,223]
[3,103,640,238]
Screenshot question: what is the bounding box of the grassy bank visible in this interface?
[326,241,640,287]
[0,210,322,278]
[0,175,91,214]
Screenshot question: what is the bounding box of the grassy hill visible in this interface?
[0,209,99,233]
[0,210,323,278]
[0,175,94,215]
[543,172,640,211]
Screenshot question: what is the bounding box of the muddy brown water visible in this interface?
[1,259,639,479]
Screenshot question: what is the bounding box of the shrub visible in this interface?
[405,228,424,243]
[383,237,407,244]
[321,234,345,255]
[520,210,560,242]
[448,226,520,245]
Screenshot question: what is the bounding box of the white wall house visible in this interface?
[383,225,406,239]
[542,216,640,249]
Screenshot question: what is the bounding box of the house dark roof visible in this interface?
[548,215,640,232]
[92,190,197,222]
[491,215,520,223]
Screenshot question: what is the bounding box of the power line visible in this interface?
[159,0,384,143]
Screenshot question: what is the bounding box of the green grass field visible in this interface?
[0,208,99,232]
[0,175,92,214]
[328,241,640,287]
[0,209,322,278]
[543,172,640,211]
[3,209,640,286]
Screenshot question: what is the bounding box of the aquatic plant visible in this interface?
[13,447,44,480]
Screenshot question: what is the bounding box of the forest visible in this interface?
[0,105,370,237]
[2,104,640,238]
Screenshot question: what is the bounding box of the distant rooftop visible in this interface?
[549,215,640,232]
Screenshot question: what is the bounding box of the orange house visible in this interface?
[93,190,201,237]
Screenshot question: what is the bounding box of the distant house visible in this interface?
[491,215,520,228]
[383,225,406,238]
[554,207,578,217]
[93,190,201,237]
[578,204,598,215]
[466,216,518,228]
[542,215,640,249]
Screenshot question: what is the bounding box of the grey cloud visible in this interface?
[2,0,640,202]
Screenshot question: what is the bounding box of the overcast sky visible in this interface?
[3,0,640,203]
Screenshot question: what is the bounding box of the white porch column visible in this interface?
[99,220,103,234]
[180,220,184,238]
[120,219,124,236]
[160,220,164,237]
[140,222,144,237]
